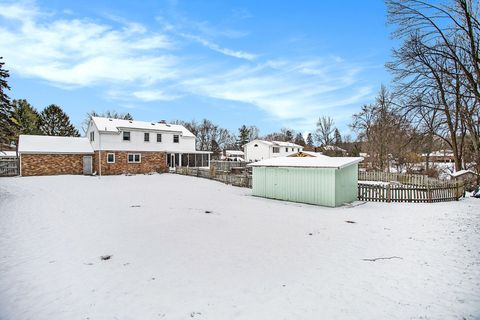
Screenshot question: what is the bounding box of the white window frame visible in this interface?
[90,131,94,142]
[157,133,162,143]
[173,134,179,143]
[144,132,150,142]
[107,153,115,163]
[123,131,131,141]
[128,153,141,163]
[273,147,280,153]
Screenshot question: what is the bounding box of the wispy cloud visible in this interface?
[0,0,374,131]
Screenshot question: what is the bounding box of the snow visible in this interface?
[0,174,479,319]
[288,151,327,157]
[450,170,478,178]
[248,156,363,169]
[18,135,94,154]
[91,117,195,137]
[245,139,303,148]
[0,151,16,157]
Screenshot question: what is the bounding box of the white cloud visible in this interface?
[132,90,180,102]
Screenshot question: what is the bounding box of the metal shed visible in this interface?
[248,156,363,207]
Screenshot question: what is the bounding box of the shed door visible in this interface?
[83,156,93,175]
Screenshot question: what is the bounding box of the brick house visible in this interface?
[18,117,211,176]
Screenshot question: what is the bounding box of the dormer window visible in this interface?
[173,135,179,143]
[123,131,130,141]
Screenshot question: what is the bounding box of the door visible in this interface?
[83,156,93,175]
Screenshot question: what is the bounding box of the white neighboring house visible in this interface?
[243,139,304,162]
[86,117,211,172]
[221,150,245,162]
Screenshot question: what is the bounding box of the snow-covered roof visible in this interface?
[323,145,347,152]
[91,117,195,137]
[0,150,17,157]
[225,150,245,156]
[288,151,326,158]
[18,135,94,154]
[248,156,363,169]
[421,150,454,157]
[245,139,303,148]
[449,169,478,178]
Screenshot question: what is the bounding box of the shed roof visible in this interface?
[91,117,195,137]
[248,156,363,169]
[18,135,94,154]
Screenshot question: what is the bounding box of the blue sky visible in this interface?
[0,0,393,136]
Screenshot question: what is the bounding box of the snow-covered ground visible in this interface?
[0,174,479,320]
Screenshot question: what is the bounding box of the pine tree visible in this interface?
[237,125,250,148]
[334,128,342,145]
[294,132,306,146]
[11,99,41,138]
[39,104,80,137]
[0,57,14,144]
[306,133,314,147]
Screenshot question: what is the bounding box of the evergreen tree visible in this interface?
[11,99,41,138]
[0,57,14,144]
[39,104,80,137]
[237,125,250,148]
[294,132,306,146]
[284,129,294,142]
[334,128,342,145]
[306,133,314,147]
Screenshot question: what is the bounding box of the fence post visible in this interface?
[427,182,431,203]
[387,184,391,203]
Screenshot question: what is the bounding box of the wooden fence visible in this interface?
[176,167,252,188]
[358,171,463,203]
[210,160,248,172]
[0,159,19,176]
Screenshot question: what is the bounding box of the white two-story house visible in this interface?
[86,117,211,174]
[243,139,304,162]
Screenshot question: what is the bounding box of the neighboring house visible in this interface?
[86,117,211,174]
[248,156,363,207]
[421,150,455,163]
[243,140,303,162]
[288,151,326,158]
[17,117,211,176]
[18,135,95,176]
[322,145,347,155]
[221,150,245,162]
[449,169,478,191]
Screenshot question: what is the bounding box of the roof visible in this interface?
[421,149,454,157]
[248,156,363,169]
[449,169,478,178]
[0,150,17,157]
[288,151,326,158]
[18,135,94,154]
[245,139,303,148]
[91,117,195,137]
[323,145,347,152]
[225,150,245,155]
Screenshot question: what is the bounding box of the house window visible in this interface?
[173,135,179,143]
[107,153,115,163]
[128,153,141,163]
[157,133,162,142]
[144,132,150,142]
[273,147,280,153]
[123,131,130,141]
[90,131,94,142]
[254,144,258,147]
[285,147,289,152]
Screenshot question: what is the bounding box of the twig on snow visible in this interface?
[362,256,403,262]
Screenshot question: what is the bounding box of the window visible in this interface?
[285,147,289,152]
[254,144,258,147]
[90,131,94,142]
[273,147,280,153]
[157,133,162,142]
[128,153,141,163]
[123,131,130,141]
[107,153,115,163]
[173,135,179,143]
[144,132,150,142]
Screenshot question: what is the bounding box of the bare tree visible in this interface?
[315,116,335,146]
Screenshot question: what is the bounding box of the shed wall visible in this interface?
[252,167,336,207]
[334,164,358,206]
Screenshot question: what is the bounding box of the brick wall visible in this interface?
[93,151,167,175]
[21,153,91,176]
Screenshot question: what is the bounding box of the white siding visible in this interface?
[244,140,303,162]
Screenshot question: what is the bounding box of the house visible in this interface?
[18,135,95,176]
[449,169,478,191]
[221,150,245,162]
[288,151,326,158]
[243,140,304,162]
[421,150,455,163]
[248,156,363,207]
[18,117,211,176]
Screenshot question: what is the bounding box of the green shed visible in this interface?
[248,156,363,207]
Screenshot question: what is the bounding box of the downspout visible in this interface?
[98,130,102,177]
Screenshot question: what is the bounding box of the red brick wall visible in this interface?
[21,153,92,176]
[92,151,167,175]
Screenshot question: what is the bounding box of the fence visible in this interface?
[210,160,248,172]
[176,166,252,188]
[358,171,463,203]
[0,159,19,176]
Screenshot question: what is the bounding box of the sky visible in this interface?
[0,0,394,136]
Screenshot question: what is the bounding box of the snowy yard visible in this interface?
[0,174,479,320]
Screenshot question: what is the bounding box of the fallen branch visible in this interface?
[362,256,403,262]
